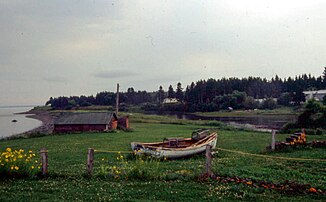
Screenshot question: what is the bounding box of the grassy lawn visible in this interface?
[0,114,325,201]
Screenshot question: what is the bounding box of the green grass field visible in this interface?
[0,114,325,201]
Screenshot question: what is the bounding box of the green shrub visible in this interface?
[0,148,41,178]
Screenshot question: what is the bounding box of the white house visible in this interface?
[163,98,179,104]
[302,90,326,102]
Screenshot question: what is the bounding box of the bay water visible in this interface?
[0,106,42,138]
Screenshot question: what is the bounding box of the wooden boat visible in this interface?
[130,129,218,159]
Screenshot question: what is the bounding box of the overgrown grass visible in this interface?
[0,113,324,201]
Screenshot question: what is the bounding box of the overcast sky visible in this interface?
[1,0,326,106]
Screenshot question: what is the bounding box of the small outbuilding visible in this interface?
[54,112,118,133]
[303,89,326,102]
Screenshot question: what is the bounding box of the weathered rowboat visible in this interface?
[130,129,218,159]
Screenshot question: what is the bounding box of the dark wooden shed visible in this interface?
[53,112,118,133]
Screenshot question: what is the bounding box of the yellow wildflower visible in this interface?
[31,166,35,169]
[5,159,9,162]
[6,148,11,152]
[18,155,23,159]
[35,160,38,163]
[14,166,19,170]
[10,166,14,170]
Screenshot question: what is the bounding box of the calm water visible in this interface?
[153,112,296,131]
[178,114,296,130]
[0,106,42,138]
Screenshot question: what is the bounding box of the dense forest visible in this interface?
[46,68,326,112]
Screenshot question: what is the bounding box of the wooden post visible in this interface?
[271,130,276,151]
[87,148,94,176]
[115,83,120,116]
[40,148,48,176]
[205,145,213,177]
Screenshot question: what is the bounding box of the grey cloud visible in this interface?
[43,76,68,83]
[94,70,139,79]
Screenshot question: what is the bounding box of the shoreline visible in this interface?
[8,108,55,139]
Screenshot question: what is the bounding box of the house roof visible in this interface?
[303,89,326,94]
[54,112,117,125]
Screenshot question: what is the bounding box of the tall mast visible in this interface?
[115,83,119,115]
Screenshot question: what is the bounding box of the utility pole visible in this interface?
[116,83,119,115]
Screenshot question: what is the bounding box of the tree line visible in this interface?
[46,68,326,111]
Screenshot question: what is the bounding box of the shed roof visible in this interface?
[303,89,326,94]
[54,112,117,125]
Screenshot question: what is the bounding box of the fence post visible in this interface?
[205,145,213,177]
[40,148,48,176]
[271,130,276,151]
[87,148,94,176]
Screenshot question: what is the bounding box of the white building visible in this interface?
[163,98,179,104]
[303,90,326,102]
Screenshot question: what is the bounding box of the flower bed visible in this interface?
[0,148,41,178]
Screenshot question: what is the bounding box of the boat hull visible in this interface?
[131,133,217,159]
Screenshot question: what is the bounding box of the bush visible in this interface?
[278,93,292,106]
[260,98,277,110]
[243,96,259,109]
[140,103,159,111]
[0,148,41,178]
[80,101,92,107]
[162,103,184,112]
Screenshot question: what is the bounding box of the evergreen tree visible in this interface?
[158,86,165,103]
[175,82,183,101]
[126,87,135,104]
[167,85,175,98]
